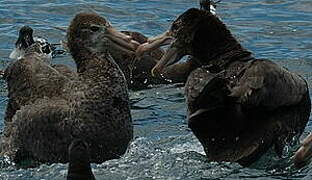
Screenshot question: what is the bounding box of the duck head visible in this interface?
[67,13,139,60]
[136,8,240,77]
[16,26,35,50]
[9,26,35,59]
[200,0,218,14]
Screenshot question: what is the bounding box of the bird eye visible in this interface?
[90,26,100,32]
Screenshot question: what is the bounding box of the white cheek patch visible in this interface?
[33,36,47,44]
[10,36,52,60]
[210,5,216,15]
[34,36,53,56]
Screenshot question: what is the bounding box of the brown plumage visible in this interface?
[138,8,311,166]
[1,12,133,166]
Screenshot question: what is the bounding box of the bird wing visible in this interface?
[229,59,308,109]
[185,67,225,115]
[4,98,73,162]
[4,53,71,123]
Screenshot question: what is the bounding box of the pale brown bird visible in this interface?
[1,12,134,166]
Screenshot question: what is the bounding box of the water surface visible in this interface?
[0,0,312,179]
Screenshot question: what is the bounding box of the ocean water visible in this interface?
[1,0,312,179]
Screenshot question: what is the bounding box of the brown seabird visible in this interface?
[136,8,311,166]
[1,12,135,166]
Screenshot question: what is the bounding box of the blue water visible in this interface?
[1,0,312,179]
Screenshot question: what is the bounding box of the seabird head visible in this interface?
[136,8,232,76]
[67,13,139,57]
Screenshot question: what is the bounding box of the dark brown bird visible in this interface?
[67,139,96,180]
[137,8,311,166]
[1,12,134,166]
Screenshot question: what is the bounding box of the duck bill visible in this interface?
[136,31,173,57]
[104,27,140,54]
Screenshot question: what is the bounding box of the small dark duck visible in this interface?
[67,139,96,180]
[1,12,134,166]
[9,26,63,60]
[137,7,311,166]
[6,26,77,81]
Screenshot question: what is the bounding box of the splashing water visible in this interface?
[1,0,312,179]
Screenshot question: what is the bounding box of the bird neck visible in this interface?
[190,13,253,71]
[202,47,253,73]
[72,46,120,80]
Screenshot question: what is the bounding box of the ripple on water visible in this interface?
[1,0,312,179]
